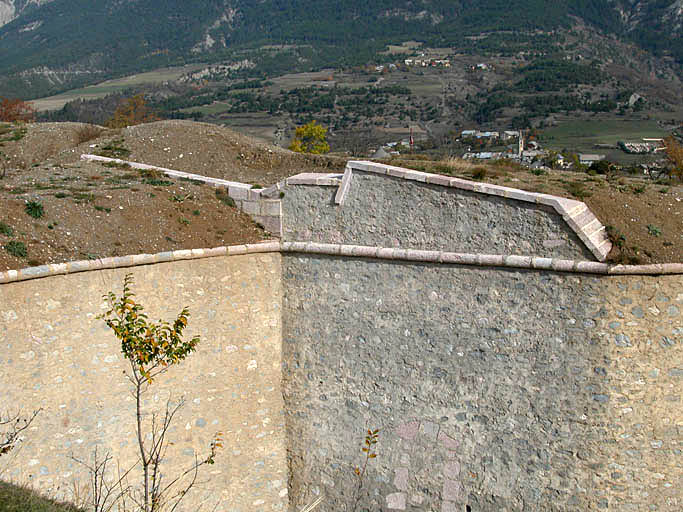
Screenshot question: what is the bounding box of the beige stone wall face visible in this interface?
[596,275,682,510]
[0,254,287,511]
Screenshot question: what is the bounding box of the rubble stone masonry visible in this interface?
[282,256,681,512]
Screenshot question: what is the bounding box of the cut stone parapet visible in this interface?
[279,242,683,276]
[80,154,283,236]
[343,160,612,261]
[2,241,681,285]
[0,242,279,284]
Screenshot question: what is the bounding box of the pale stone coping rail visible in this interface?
[2,242,681,285]
[80,154,283,235]
[341,161,613,262]
[81,154,253,190]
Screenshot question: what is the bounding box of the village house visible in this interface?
[579,154,606,165]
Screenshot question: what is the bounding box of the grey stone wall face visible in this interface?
[282,171,595,260]
[281,256,682,511]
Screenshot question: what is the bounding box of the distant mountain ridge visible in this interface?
[0,0,681,98]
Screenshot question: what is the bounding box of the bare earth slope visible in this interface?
[0,121,681,271]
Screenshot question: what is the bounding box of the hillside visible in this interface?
[0,120,681,272]
[0,0,681,98]
[0,119,344,271]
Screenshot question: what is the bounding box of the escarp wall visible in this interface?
[0,251,288,511]
[1,161,681,512]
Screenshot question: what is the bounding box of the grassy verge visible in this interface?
[0,481,82,512]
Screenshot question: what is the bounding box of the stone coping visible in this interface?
[2,242,681,285]
[81,154,254,190]
[344,161,613,262]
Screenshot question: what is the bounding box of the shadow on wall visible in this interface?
[282,256,682,511]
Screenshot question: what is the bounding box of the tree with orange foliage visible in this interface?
[106,94,159,129]
[663,136,682,180]
[0,97,36,122]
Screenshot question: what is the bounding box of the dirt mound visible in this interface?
[3,120,346,185]
[97,120,345,184]
[0,122,109,169]
[0,158,268,271]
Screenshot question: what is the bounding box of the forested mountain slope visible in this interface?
[0,0,680,98]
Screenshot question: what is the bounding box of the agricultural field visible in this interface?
[538,118,672,164]
[31,65,204,112]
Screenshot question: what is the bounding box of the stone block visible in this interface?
[531,257,553,270]
[241,201,261,215]
[172,250,192,260]
[449,178,475,191]
[352,246,378,258]
[228,186,249,200]
[393,468,409,491]
[443,461,461,479]
[262,216,283,235]
[441,501,458,512]
[574,261,608,274]
[260,200,282,217]
[442,480,463,501]
[405,249,438,262]
[394,421,419,440]
[386,492,406,510]
[419,421,439,440]
[227,244,248,255]
[347,161,371,172]
[504,255,532,268]
[334,168,354,205]
[551,259,575,273]
[504,188,535,203]
[402,170,428,182]
[385,167,406,179]
[377,248,396,260]
[437,431,459,450]
[248,189,263,201]
[478,254,504,267]
[425,175,452,187]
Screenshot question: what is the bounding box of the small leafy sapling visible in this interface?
[349,428,379,512]
[99,274,221,512]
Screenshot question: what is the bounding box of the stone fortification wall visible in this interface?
[281,170,595,261]
[0,253,287,512]
[282,255,682,511]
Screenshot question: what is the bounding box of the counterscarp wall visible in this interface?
[281,170,595,260]
[0,253,287,512]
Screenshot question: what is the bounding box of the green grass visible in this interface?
[179,103,231,116]
[24,200,44,219]
[541,120,667,151]
[0,481,82,512]
[3,240,27,258]
[0,221,13,236]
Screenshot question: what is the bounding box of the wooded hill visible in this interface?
[0,0,681,98]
